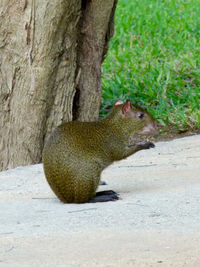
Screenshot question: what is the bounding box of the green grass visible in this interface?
[101,0,200,130]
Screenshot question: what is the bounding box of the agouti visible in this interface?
[42,100,157,203]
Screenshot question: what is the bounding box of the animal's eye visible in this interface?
[137,112,145,119]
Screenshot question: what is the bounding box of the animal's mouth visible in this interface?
[131,133,155,145]
[140,122,158,134]
[133,124,160,143]
[130,122,158,145]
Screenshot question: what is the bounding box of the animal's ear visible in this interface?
[122,100,131,114]
[114,99,124,106]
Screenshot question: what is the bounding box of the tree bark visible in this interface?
[0,0,117,171]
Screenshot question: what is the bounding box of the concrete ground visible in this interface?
[0,135,200,267]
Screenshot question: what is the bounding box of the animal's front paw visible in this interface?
[136,141,155,149]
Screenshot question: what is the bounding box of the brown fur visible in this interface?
[42,100,157,203]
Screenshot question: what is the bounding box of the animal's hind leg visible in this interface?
[88,190,119,203]
[74,175,99,203]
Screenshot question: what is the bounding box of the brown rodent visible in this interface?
[42,100,157,203]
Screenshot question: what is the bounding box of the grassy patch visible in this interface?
[101,0,200,130]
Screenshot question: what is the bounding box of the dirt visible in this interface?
[151,125,200,142]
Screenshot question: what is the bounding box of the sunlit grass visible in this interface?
[102,0,200,130]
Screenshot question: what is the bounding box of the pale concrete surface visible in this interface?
[0,135,200,267]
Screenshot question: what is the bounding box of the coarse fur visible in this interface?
[42,100,157,203]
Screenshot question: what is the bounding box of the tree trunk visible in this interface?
[0,0,117,171]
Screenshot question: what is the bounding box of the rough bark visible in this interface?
[73,0,117,121]
[0,0,117,171]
